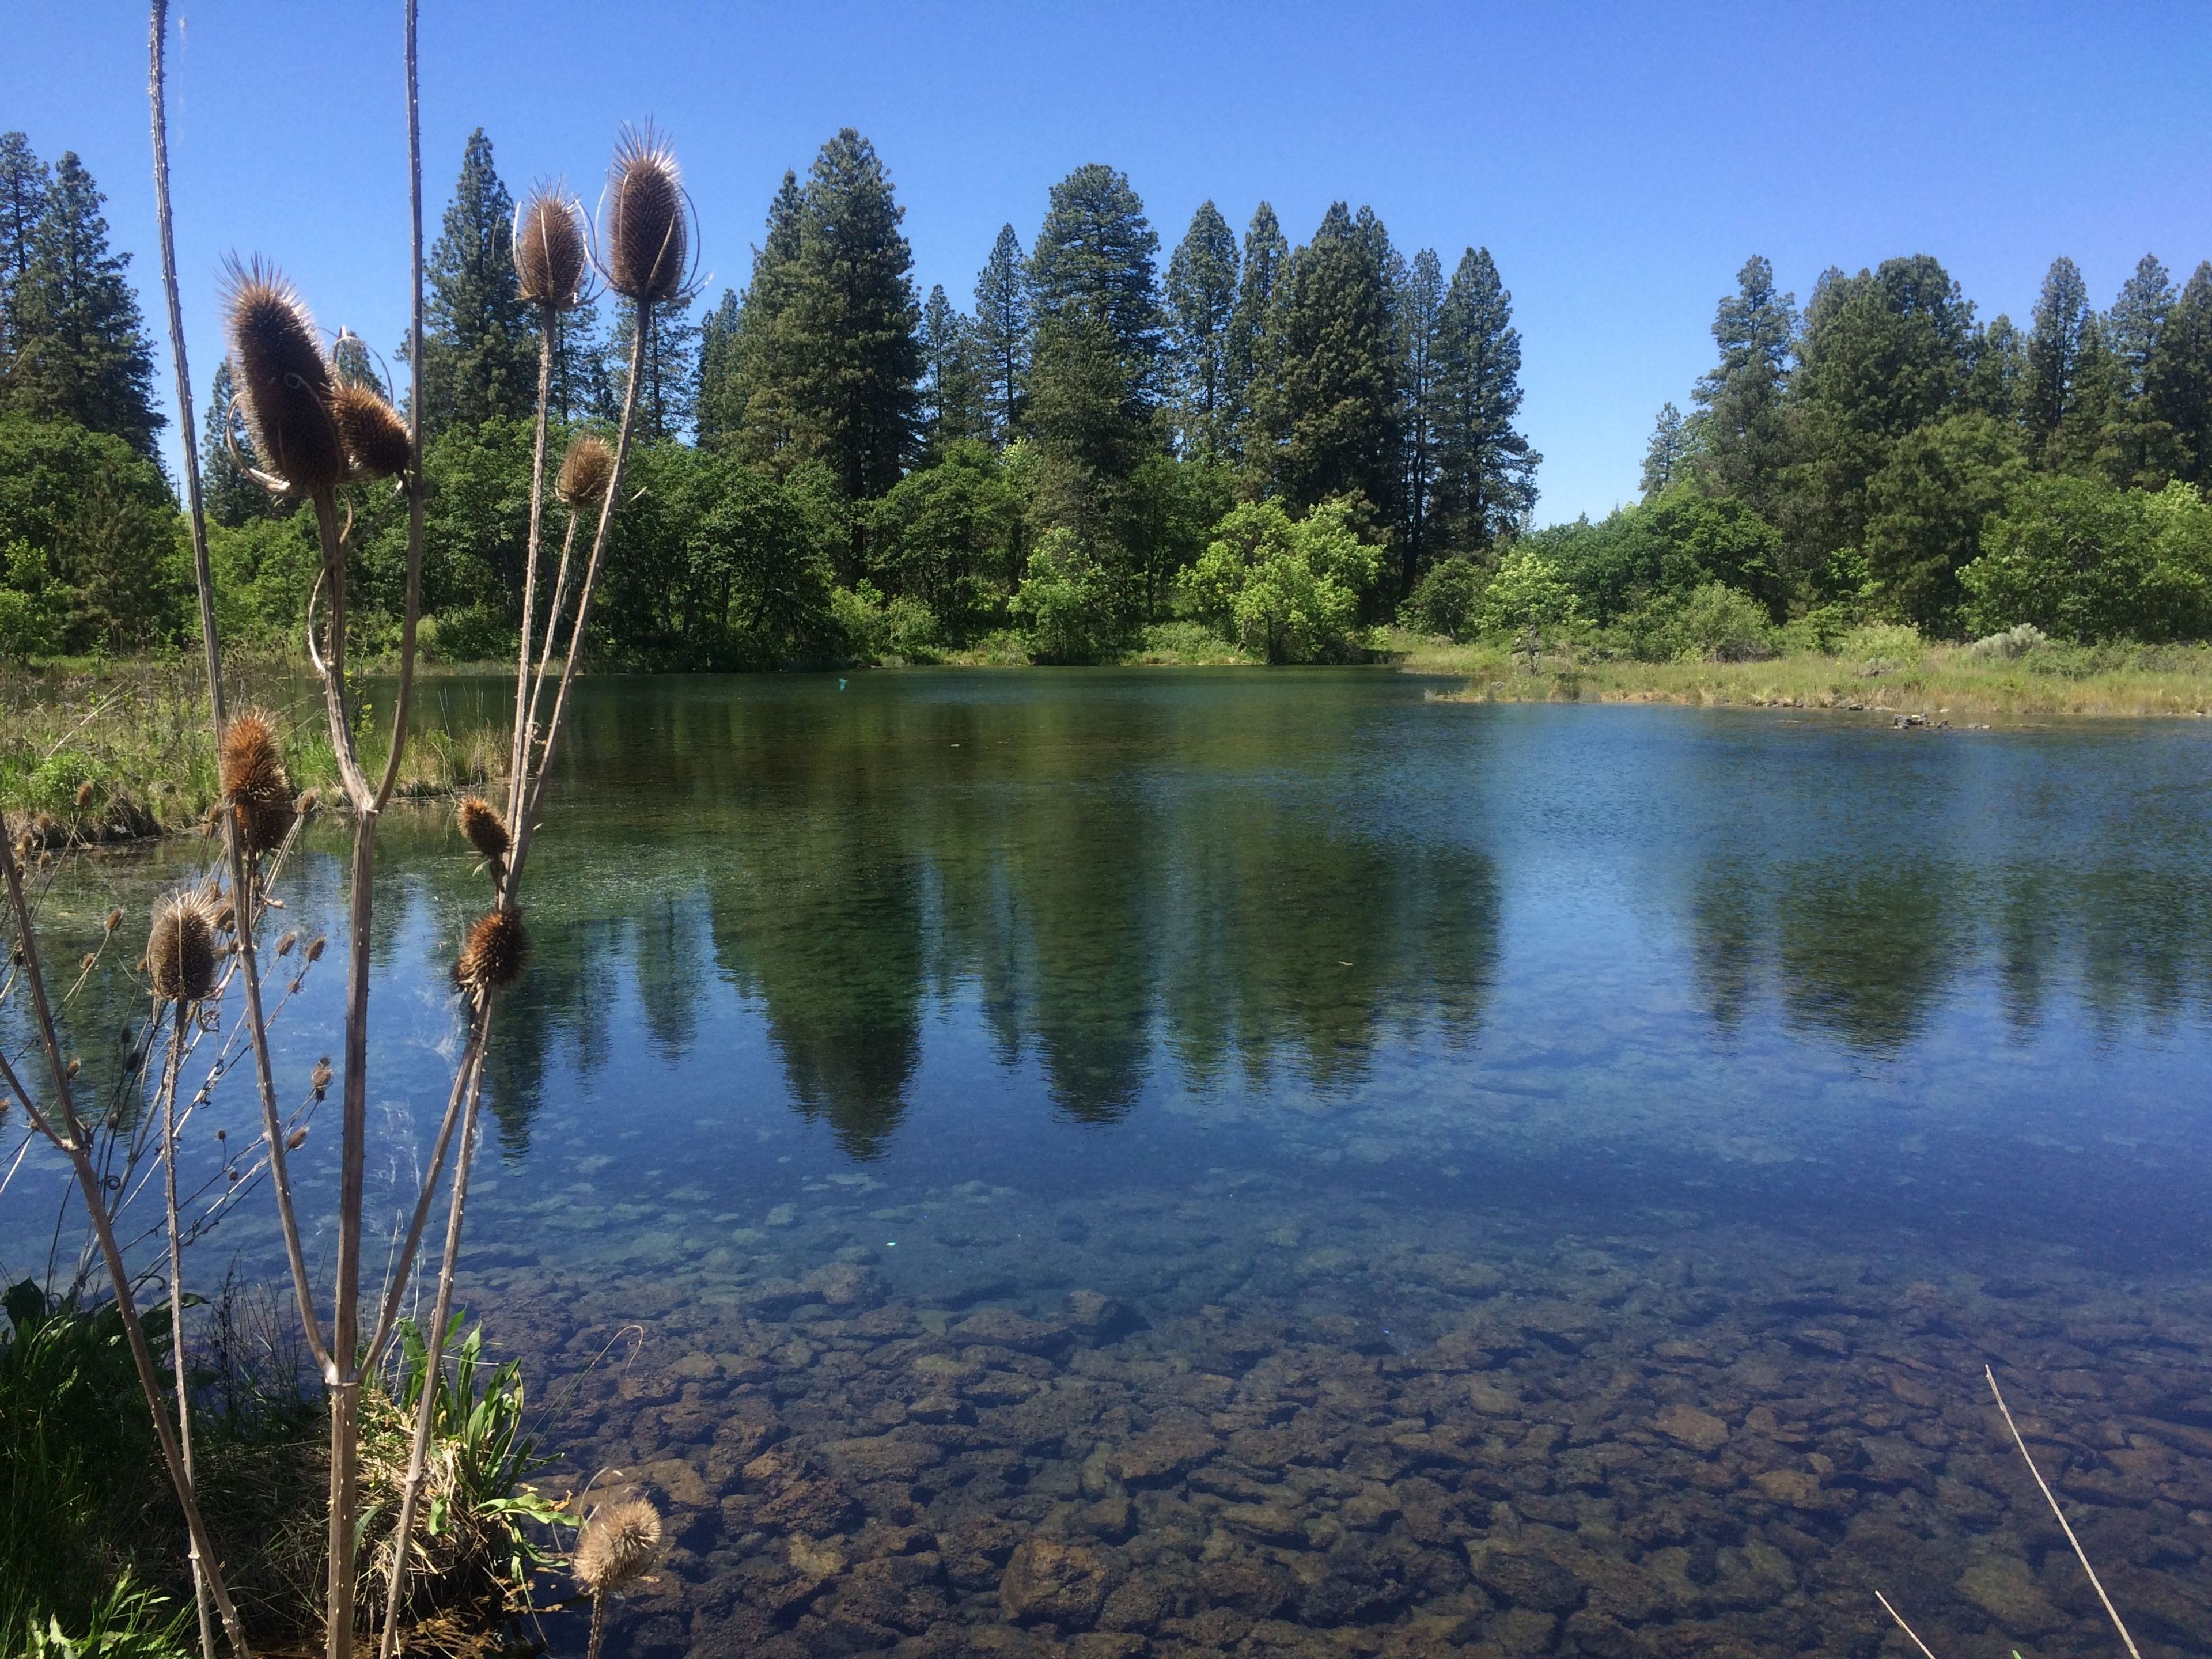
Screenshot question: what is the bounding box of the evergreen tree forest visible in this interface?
[3,119,2211,665]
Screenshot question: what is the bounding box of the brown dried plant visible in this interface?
[575,1498,662,1659]
[514,184,589,311]
[221,709,295,855]
[556,432,615,509]
[148,891,219,1003]
[333,381,412,482]
[603,126,687,303]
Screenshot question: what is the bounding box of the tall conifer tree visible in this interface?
[1641,402,1695,498]
[1431,245,1538,552]
[1692,255,1796,514]
[2024,256,2092,464]
[1165,201,1238,456]
[971,224,1032,444]
[725,172,805,460]
[2145,262,2212,488]
[696,288,744,446]
[2,151,162,456]
[419,128,536,434]
[1397,248,1446,592]
[0,133,47,370]
[1226,202,1288,454]
[919,284,984,450]
[1254,202,1401,521]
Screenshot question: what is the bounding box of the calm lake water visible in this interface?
[10,669,2212,1658]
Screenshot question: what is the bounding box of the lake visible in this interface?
[10,668,2212,1658]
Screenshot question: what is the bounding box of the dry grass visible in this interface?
[1395,628,2212,721]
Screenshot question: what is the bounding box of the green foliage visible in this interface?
[1181,497,1380,664]
[1527,489,1782,625]
[1474,547,1577,639]
[1618,581,1779,663]
[0,412,185,653]
[418,129,537,435]
[1165,202,1240,456]
[1961,475,2212,643]
[869,438,1027,639]
[1431,246,1539,551]
[831,581,938,663]
[1013,528,1131,664]
[1398,555,1488,642]
[1861,411,2028,634]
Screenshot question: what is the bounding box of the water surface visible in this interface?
[10,670,2212,1658]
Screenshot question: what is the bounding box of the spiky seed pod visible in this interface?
[310,1058,332,1099]
[104,908,123,934]
[604,127,685,304]
[306,935,327,963]
[516,186,589,310]
[148,893,218,1003]
[332,381,411,480]
[221,257,343,497]
[221,710,296,854]
[456,796,510,881]
[286,1127,308,1150]
[296,790,319,815]
[276,929,298,957]
[74,781,94,809]
[556,433,616,509]
[575,1498,662,1595]
[454,908,527,994]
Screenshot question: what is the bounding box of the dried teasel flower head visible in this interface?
[516,183,590,310]
[221,256,343,497]
[220,709,296,854]
[574,1497,662,1595]
[456,797,510,880]
[332,381,411,481]
[148,891,219,1003]
[556,433,616,510]
[603,125,687,304]
[454,908,528,994]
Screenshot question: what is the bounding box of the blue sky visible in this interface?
[7,2,2211,524]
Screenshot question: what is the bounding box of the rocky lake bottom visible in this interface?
[476,1167,2212,1659]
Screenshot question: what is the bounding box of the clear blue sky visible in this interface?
[7,2,2211,524]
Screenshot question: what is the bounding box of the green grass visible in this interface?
[1389,627,2212,720]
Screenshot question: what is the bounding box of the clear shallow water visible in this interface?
[9,670,2212,1658]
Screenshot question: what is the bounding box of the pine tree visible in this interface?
[202,360,282,528]
[2024,256,2091,465]
[607,298,699,442]
[0,133,48,369]
[2144,262,2212,488]
[724,172,806,460]
[1430,245,1538,552]
[1029,164,1163,382]
[764,131,923,513]
[1256,203,1402,522]
[1165,201,1238,456]
[418,128,536,435]
[1641,402,1696,498]
[971,224,1032,444]
[1787,256,1975,578]
[548,298,608,426]
[918,285,984,450]
[1692,255,1796,514]
[1965,314,2028,420]
[696,288,743,446]
[2,151,162,457]
[2109,255,2175,397]
[1396,248,1446,593]
[1226,202,1288,453]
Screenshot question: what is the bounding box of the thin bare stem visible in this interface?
[508,316,556,811]
[515,512,580,819]
[160,1000,218,1659]
[1985,1365,2142,1659]
[371,0,426,815]
[376,1010,492,1659]
[510,302,652,894]
[1873,1590,1940,1659]
[0,831,251,1657]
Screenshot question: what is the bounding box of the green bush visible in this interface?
[1961,476,2212,642]
[1013,529,1133,664]
[831,581,939,663]
[1474,547,1578,640]
[1398,556,1488,641]
[1615,582,1777,662]
[1180,498,1380,664]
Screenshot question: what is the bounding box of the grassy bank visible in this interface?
[0,656,505,840]
[1392,628,2212,720]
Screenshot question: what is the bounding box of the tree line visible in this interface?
[6,119,2212,663]
[0,125,1536,664]
[1479,251,2212,657]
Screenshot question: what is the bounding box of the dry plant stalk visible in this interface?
[575,1498,662,1659]
[1876,1366,2144,1659]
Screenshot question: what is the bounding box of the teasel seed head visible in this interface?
[332,380,411,481]
[456,796,511,882]
[104,908,123,934]
[220,710,296,855]
[556,433,616,510]
[603,126,687,304]
[310,1057,332,1099]
[276,929,298,957]
[74,781,94,809]
[516,184,590,310]
[454,907,528,994]
[221,256,343,498]
[306,935,327,963]
[575,1497,662,1595]
[148,892,219,1003]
